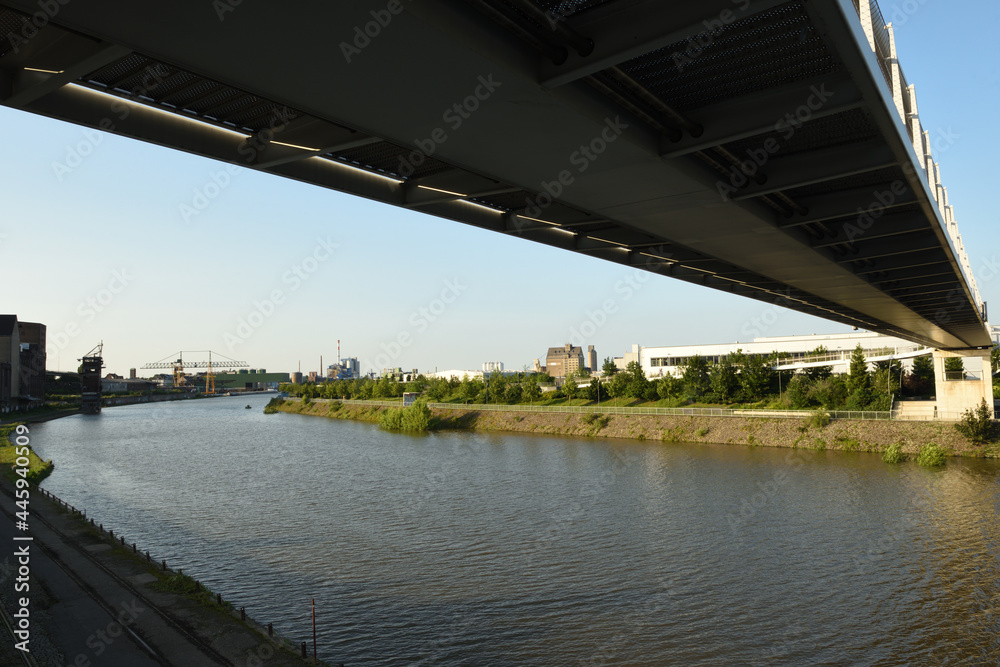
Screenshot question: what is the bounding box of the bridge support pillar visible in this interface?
[932,349,993,419]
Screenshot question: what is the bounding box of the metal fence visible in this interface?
[311,398,895,421]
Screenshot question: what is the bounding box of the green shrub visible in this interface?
[380,402,432,432]
[916,443,946,467]
[807,410,831,429]
[379,407,404,431]
[695,427,709,437]
[882,442,907,464]
[263,398,285,414]
[954,399,997,444]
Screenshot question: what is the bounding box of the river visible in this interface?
[30,395,1000,664]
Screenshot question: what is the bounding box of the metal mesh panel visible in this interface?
[617,1,837,113]
[327,141,452,180]
[531,0,618,19]
[0,8,30,59]
[721,108,878,159]
[84,54,303,132]
[470,190,533,211]
[782,166,904,199]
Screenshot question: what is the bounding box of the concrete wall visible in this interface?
[933,350,994,418]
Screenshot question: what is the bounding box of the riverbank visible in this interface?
[274,398,996,457]
[0,427,330,665]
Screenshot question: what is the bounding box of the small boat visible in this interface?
[245,405,252,409]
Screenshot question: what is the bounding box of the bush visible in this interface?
[954,399,997,444]
[805,410,830,429]
[379,407,403,431]
[400,401,432,431]
[916,443,946,467]
[263,398,285,414]
[882,442,907,464]
[380,402,432,432]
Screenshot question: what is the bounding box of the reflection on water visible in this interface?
[30,397,1000,664]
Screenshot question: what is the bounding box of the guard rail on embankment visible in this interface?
[300,398,900,421]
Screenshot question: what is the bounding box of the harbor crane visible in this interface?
[141,351,248,394]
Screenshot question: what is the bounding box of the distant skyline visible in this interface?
[2,1,998,378]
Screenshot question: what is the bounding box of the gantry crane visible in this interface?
[141,351,248,394]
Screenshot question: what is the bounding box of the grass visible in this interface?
[151,572,232,610]
[0,423,55,485]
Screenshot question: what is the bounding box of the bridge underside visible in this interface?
[0,0,990,349]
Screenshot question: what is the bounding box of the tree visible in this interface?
[602,357,618,377]
[906,354,935,396]
[709,356,739,403]
[681,355,710,400]
[522,376,542,403]
[607,371,629,398]
[623,361,649,399]
[563,374,578,399]
[784,374,812,409]
[847,344,871,395]
[738,354,773,402]
[504,382,522,404]
[801,346,833,381]
[944,356,964,378]
[656,375,682,401]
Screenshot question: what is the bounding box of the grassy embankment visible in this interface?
[266,398,998,460]
[0,423,55,485]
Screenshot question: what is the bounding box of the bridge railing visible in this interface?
[852,0,984,315]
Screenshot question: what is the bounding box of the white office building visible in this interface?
[633,331,924,378]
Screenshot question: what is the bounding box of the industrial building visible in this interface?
[0,315,46,412]
[545,344,586,378]
[212,370,290,391]
[328,357,360,380]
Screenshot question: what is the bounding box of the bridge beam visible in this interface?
[538,0,790,88]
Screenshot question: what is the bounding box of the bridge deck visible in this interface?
[0,0,989,349]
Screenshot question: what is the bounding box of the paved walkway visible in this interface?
[0,476,327,666]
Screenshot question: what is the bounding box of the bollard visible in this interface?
[99,523,103,531]
[240,607,246,622]
[132,543,136,553]
[268,623,273,637]
[162,560,166,571]
[146,551,150,562]
[217,593,222,605]
[120,536,125,546]
[301,642,307,658]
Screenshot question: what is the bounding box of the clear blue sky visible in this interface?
[2,0,997,377]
